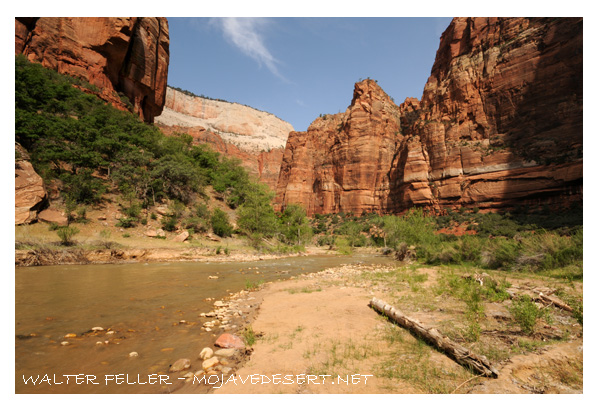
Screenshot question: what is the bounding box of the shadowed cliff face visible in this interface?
[15,17,170,123]
[275,17,583,215]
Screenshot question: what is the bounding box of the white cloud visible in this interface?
[213,17,285,80]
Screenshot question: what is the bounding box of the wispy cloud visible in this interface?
[212,17,285,80]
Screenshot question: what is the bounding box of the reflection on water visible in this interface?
[15,254,392,393]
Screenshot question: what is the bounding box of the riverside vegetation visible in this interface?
[15,55,312,255]
[16,54,582,280]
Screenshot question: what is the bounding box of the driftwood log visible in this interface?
[369,297,499,378]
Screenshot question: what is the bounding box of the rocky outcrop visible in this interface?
[15,17,169,123]
[156,87,292,190]
[15,145,47,225]
[275,18,583,215]
[275,80,401,214]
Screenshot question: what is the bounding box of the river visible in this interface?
[15,253,393,393]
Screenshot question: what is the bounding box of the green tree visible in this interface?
[237,184,278,236]
[278,204,313,245]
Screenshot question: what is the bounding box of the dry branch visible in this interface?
[369,297,499,378]
[506,287,572,312]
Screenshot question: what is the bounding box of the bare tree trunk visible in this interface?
[369,297,499,378]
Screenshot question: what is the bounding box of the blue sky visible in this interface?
[166,17,452,131]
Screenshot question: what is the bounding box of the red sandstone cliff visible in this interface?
[275,17,583,215]
[15,144,47,225]
[15,17,170,123]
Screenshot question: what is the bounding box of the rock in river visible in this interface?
[169,358,191,372]
[199,347,213,360]
[214,333,245,349]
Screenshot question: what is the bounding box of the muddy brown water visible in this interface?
[15,254,392,393]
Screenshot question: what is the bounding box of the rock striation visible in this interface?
[275,17,583,215]
[15,17,169,123]
[156,87,293,190]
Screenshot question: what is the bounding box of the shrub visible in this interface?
[195,203,211,219]
[509,295,543,334]
[123,203,141,219]
[317,235,336,247]
[161,215,178,232]
[116,217,137,228]
[335,237,353,255]
[184,216,209,233]
[56,226,80,245]
[211,209,233,237]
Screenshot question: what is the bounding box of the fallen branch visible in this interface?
[506,287,572,312]
[451,374,482,394]
[369,297,499,378]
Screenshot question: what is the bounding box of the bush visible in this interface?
[317,235,336,247]
[211,209,233,237]
[509,295,543,334]
[161,215,178,232]
[56,226,80,245]
[335,237,352,255]
[116,217,137,228]
[184,216,209,233]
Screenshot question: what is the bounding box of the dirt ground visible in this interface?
[210,263,583,394]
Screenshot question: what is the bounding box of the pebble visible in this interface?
[64,333,77,338]
[208,276,218,280]
[96,341,103,346]
[183,372,194,378]
[199,347,213,360]
[60,341,70,346]
[214,348,237,357]
[169,358,191,372]
[91,327,104,331]
[106,331,115,335]
[202,357,219,371]
[129,351,139,357]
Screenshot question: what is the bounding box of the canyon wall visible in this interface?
[15,17,170,123]
[275,17,583,215]
[156,87,294,190]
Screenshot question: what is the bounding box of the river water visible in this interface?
[15,253,392,393]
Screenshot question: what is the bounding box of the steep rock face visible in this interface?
[275,80,401,214]
[15,17,169,123]
[276,17,583,215]
[156,87,293,190]
[15,144,47,225]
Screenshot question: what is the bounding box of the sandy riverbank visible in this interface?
[184,263,583,394]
